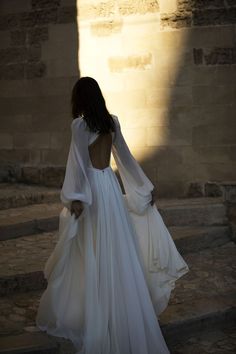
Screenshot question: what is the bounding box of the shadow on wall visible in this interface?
[136,0,236,198]
[0,0,80,187]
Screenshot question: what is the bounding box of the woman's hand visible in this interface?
[150,188,157,206]
[71,200,84,219]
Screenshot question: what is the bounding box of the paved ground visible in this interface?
[0,241,235,352]
[169,325,236,353]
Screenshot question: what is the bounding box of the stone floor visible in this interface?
[0,242,235,346]
[169,325,236,353]
[0,231,58,276]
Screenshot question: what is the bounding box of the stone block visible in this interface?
[25,61,46,79]
[31,0,60,9]
[0,47,28,65]
[147,124,192,147]
[118,0,159,15]
[0,149,30,164]
[201,162,236,181]
[19,8,58,28]
[41,148,69,164]
[90,19,123,36]
[13,132,50,149]
[79,1,116,21]
[28,27,48,44]
[192,66,236,86]
[41,166,65,187]
[0,13,20,31]
[108,53,152,72]
[155,180,186,198]
[50,132,70,150]
[189,26,235,48]
[204,47,236,65]
[159,0,178,13]
[58,6,77,23]
[0,0,31,14]
[193,48,203,65]
[21,166,41,184]
[0,63,24,80]
[160,11,192,29]
[192,124,236,146]
[122,127,147,148]
[192,146,232,164]
[10,30,26,46]
[106,89,146,111]
[0,134,13,149]
[27,44,42,62]
[192,85,234,105]
[193,8,236,26]
[205,182,223,197]
[187,182,204,197]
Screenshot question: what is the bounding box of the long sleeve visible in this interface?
[112,115,155,215]
[60,118,92,209]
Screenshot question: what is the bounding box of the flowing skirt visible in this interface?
[36,166,188,353]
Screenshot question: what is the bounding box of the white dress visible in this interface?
[36,115,189,354]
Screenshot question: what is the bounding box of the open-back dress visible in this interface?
[36,114,189,354]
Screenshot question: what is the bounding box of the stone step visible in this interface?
[0,203,61,241]
[0,332,59,354]
[159,241,236,337]
[0,183,60,211]
[0,242,235,353]
[0,224,232,295]
[158,196,228,226]
[169,225,231,253]
[0,197,228,241]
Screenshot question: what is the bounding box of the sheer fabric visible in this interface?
[36,115,189,354]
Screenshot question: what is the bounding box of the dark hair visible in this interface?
[71,76,115,133]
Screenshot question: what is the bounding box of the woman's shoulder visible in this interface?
[71,116,86,130]
[111,114,120,127]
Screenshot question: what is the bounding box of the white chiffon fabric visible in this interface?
[36,115,189,354]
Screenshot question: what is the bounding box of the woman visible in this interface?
[36,77,189,354]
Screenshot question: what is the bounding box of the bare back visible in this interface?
[88,132,113,170]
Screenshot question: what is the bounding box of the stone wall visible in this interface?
[0,0,236,197]
[0,0,78,187]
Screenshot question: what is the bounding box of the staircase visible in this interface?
[0,183,235,353]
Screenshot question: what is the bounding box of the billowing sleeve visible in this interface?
[60,118,92,209]
[111,115,155,215]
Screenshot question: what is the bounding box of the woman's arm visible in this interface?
[112,115,157,214]
[60,118,92,214]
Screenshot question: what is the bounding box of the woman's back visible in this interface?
[88,131,114,170]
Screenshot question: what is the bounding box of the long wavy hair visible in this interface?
[71,77,116,134]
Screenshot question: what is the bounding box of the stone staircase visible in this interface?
[0,183,235,353]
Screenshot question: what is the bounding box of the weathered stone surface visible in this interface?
[0,332,59,354]
[90,19,123,36]
[25,61,46,78]
[58,6,77,23]
[193,8,236,26]
[161,11,192,28]
[194,47,236,65]
[0,13,20,31]
[108,53,152,72]
[19,8,58,28]
[0,183,60,210]
[27,43,42,62]
[0,63,24,80]
[31,0,61,9]
[118,0,159,15]
[205,182,223,197]
[187,182,204,197]
[0,47,27,65]
[0,202,61,241]
[40,166,65,187]
[28,26,48,44]
[10,30,27,46]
